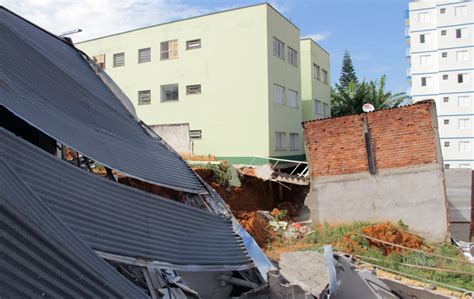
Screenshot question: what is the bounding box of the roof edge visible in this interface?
[77,2,299,44]
[300,38,330,56]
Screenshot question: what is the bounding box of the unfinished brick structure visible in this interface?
[302,101,449,241]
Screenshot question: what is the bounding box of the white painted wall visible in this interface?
[408,0,474,169]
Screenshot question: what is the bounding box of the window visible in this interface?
[442,52,447,58]
[459,96,470,107]
[440,8,446,14]
[445,164,450,169]
[421,77,429,86]
[186,39,201,50]
[314,99,321,116]
[443,97,449,103]
[288,89,298,108]
[459,141,471,152]
[456,50,469,62]
[418,12,430,23]
[420,34,429,44]
[443,74,448,80]
[161,84,179,102]
[313,64,321,79]
[93,54,106,69]
[456,28,466,39]
[455,5,467,16]
[322,69,328,84]
[273,37,285,60]
[138,90,151,105]
[138,48,151,63]
[444,141,450,147]
[289,133,299,150]
[275,132,286,150]
[420,55,432,65]
[323,102,329,117]
[186,84,201,95]
[458,73,469,83]
[274,84,285,104]
[444,119,450,125]
[459,118,470,130]
[160,39,178,60]
[189,130,202,139]
[113,52,125,67]
[441,30,447,36]
[288,47,297,67]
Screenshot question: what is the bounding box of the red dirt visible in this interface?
[237,211,271,248]
[361,223,430,255]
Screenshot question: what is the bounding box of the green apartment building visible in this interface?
[78,3,330,163]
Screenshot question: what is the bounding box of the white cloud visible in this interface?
[303,32,331,42]
[0,0,212,42]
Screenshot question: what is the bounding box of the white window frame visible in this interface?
[186,39,201,50]
[421,76,430,86]
[323,102,330,117]
[138,47,151,63]
[418,12,431,23]
[314,99,321,116]
[288,89,298,108]
[287,47,298,67]
[322,69,328,84]
[160,39,178,60]
[420,54,432,66]
[455,5,467,16]
[186,84,201,95]
[274,84,285,105]
[160,84,179,102]
[456,50,469,62]
[459,141,471,152]
[313,64,321,80]
[458,73,470,84]
[459,118,470,130]
[273,37,285,60]
[289,133,299,150]
[459,96,470,107]
[113,52,125,67]
[275,132,286,151]
[138,90,151,105]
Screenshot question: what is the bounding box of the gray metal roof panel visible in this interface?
[0,7,205,194]
[0,128,253,268]
[0,161,148,298]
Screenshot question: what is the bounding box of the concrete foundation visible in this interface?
[305,164,449,242]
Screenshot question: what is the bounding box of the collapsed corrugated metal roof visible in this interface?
[0,6,205,194]
[0,160,148,298]
[0,128,253,270]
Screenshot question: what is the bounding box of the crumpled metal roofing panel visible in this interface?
[0,7,205,194]
[0,129,253,269]
[0,161,148,298]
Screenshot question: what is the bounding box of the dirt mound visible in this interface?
[237,211,272,248]
[362,223,430,255]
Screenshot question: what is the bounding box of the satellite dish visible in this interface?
[362,103,375,112]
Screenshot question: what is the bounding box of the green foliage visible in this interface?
[205,161,232,187]
[274,209,288,221]
[331,76,407,117]
[339,50,358,89]
[397,219,409,230]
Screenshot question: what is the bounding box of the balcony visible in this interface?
[406,48,411,57]
[405,27,410,37]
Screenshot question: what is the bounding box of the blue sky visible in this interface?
[4,0,409,93]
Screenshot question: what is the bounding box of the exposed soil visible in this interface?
[237,211,272,248]
[361,223,431,255]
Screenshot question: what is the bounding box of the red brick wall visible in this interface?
[303,102,439,177]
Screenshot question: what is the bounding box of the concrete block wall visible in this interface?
[302,101,449,242]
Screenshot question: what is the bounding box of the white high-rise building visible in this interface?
[407,0,474,169]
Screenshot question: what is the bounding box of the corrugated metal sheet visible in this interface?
[0,161,148,298]
[0,128,253,269]
[0,7,205,194]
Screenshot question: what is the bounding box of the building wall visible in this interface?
[407,0,474,169]
[77,4,316,162]
[445,169,472,241]
[302,102,449,241]
[300,39,331,122]
[150,123,191,155]
[266,6,304,158]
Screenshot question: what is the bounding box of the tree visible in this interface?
[339,50,358,89]
[365,75,406,110]
[331,76,407,117]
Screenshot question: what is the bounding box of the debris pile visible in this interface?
[361,222,430,255]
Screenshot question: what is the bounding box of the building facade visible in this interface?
[77,3,330,163]
[300,39,331,122]
[407,0,474,169]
